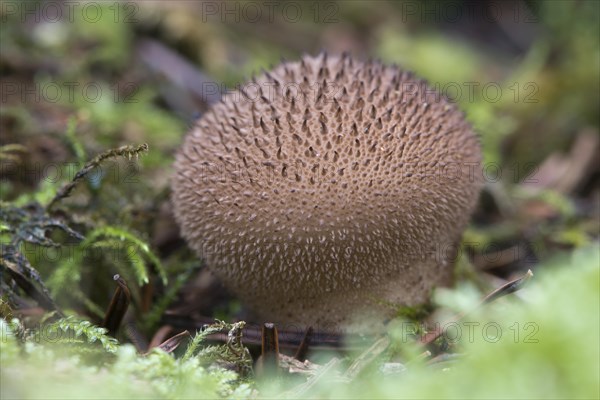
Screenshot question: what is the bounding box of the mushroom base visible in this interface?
[217,257,454,334]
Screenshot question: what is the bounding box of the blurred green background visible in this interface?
[1,1,599,399]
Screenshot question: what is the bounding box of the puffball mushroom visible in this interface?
[172,53,482,332]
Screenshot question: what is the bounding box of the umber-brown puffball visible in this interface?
[172,53,482,332]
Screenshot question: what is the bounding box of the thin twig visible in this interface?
[147,330,191,354]
[294,326,314,362]
[481,269,534,305]
[256,322,280,376]
[101,274,131,337]
[420,269,534,345]
[47,143,148,211]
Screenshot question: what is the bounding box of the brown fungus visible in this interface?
[172,53,482,332]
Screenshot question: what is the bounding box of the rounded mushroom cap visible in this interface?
[172,53,482,332]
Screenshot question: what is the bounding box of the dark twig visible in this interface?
[481,269,534,305]
[102,274,131,337]
[148,330,191,355]
[148,325,174,350]
[294,326,314,362]
[262,322,280,367]
[257,322,280,375]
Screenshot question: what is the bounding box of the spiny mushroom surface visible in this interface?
[172,53,482,332]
